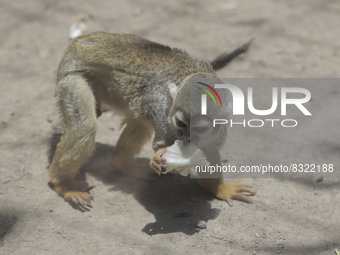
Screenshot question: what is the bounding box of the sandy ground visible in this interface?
[1,0,340,254]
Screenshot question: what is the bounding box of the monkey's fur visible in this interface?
[49,32,255,207]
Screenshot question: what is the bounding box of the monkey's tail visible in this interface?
[211,38,254,71]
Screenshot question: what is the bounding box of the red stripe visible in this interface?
[197,82,223,106]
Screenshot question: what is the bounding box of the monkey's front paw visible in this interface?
[216,181,256,207]
[64,191,94,206]
[52,180,95,207]
[150,147,168,174]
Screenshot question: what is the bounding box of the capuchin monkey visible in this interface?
[48,32,255,207]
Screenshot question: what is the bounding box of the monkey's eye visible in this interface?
[176,119,187,129]
[192,126,208,134]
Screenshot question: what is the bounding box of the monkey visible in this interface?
[48,32,255,207]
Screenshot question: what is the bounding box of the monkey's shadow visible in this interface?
[48,134,220,236]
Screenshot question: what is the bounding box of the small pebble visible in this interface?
[47,115,53,123]
[195,220,207,229]
[316,177,323,183]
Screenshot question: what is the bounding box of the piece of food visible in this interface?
[162,140,210,176]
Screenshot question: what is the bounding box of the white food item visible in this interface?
[69,14,88,39]
[162,140,210,176]
[69,21,88,39]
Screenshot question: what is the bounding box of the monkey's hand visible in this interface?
[216,181,256,207]
[150,147,168,174]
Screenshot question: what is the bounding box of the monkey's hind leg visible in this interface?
[111,118,154,180]
[199,178,256,207]
[49,74,97,206]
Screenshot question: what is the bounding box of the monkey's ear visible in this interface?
[167,82,178,100]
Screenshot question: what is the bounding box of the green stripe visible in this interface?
[197,87,217,105]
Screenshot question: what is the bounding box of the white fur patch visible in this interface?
[167,82,178,100]
[174,111,185,122]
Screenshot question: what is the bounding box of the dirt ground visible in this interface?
[1,0,340,254]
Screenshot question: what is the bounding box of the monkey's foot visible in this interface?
[64,191,94,206]
[52,180,95,206]
[150,147,168,174]
[216,181,256,207]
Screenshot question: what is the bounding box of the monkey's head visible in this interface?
[168,73,230,148]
